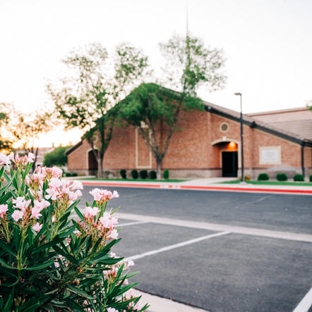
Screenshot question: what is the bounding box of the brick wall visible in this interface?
[67,108,311,178]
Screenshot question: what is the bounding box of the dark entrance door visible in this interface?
[88,150,98,174]
[222,151,238,177]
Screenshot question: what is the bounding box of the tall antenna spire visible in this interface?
[186,0,189,38]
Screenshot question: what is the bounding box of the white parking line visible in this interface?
[293,287,312,312]
[117,212,312,243]
[116,221,149,228]
[125,231,230,261]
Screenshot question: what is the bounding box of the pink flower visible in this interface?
[0,153,11,166]
[46,179,83,204]
[49,178,62,189]
[110,251,117,258]
[89,188,103,201]
[108,229,118,240]
[71,180,83,190]
[32,222,42,232]
[0,204,8,216]
[35,199,50,210]
[99,212,118,229]
[90,189,119,203]
[50,166,63,178]
[31,172,45,184]
[27,153,35,162]
[68,189,82,201]
[31,207,42,219]
[107,308,118,312]
[12,153,34,167]
[45,187,58,201]
[8,152,14,161]
[12,197,31,212]
[112,190,119,198]
[83,207,99,218]
[30,199,50,219]
[12,210,24,222]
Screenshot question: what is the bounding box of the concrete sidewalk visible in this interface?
[133,289,207,312]
[81,177,312,195]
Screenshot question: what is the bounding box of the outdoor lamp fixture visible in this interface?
[234,92,245,183]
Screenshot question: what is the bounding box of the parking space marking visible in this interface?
[125,231,230,261]
[234,195,274,209]
[293,287,312,312]
[116,221,149,228]
[117,212,312,243]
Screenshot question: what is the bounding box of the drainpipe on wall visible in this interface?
[301,143,305,178]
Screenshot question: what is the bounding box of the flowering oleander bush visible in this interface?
[0,152,148,312]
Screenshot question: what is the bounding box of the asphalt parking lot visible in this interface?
[80,186,312,312]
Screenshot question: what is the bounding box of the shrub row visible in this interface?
[63,171,78,177]
[257,172,312,182]
[119,169,169,180]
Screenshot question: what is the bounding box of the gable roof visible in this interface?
[247,107,312,141]
[65,140,83,155]
[66,86,312,156]
[202,101,312,147]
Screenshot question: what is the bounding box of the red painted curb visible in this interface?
[180,185,312,194]
[81,181,312,195]
[82,181,162,188]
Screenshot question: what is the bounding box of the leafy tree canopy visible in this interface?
[116,33,226,179]
[43,146,70,167]
[0,102,13,151]
[118,83,204,128]
[47,42,150,178]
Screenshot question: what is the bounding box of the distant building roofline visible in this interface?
[248,106,308,116]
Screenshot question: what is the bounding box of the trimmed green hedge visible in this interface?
[139,170,148,179]
[163,169,169,180]
[257,173,269,181]
[120,169,127,179]
[293,173,304,182]
[276,173,288,181]
[149,170,157,179]
[131,169,139,179]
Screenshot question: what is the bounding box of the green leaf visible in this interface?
[67,284,94,300]
[18,300,41,312]
[74,206,84,220]
[2,286,14,312]
[24,259,54,271]
[0,241,16,257]
[0,191,12,204]
[53,245,79,265]
[64,297,86,312]
[32,236,63,254]
[0,265,17,278]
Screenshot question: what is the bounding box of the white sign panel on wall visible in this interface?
[259,146,281,165]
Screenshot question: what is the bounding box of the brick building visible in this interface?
[66,98,312,179]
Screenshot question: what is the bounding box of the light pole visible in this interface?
[234,92,245,183]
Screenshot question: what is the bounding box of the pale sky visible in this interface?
[1,0,312,146]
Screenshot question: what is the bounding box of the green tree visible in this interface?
[0,102,13,152]
[43,146,70,167]
[47,42,149,178]
[118,34,227,179]
[10,110,54,169]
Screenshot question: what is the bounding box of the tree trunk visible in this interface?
[97,156,104,178]
[156,159,162,180]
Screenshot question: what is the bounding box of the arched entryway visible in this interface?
[212,140,239,177]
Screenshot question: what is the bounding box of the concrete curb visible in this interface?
[133,289,207,312]
[81,180,312,195]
